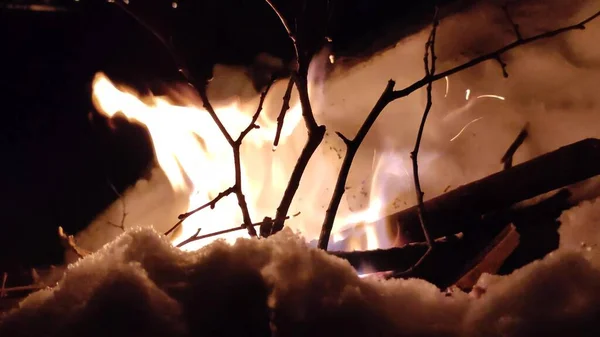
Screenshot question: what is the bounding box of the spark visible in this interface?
[329,54,335,64]
[450,117,484,142]
[444,76,449,98]
[1,4,67,11]
[465,89,471,101]
[476,94,505,100]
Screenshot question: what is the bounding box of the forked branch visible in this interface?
[113,1,279,237]
[317,7,600,250]
[266,1,329,234]
[389,9,600,101]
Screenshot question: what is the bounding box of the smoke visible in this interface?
[77,0,600,253]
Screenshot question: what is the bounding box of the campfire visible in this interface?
[2,0,600,336]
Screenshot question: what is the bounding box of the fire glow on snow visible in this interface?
[2,198,600,337]
[3,0,600,335]
[76,0,600,254]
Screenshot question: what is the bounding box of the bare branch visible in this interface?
[389,9,600,101]
[58,226,90,259]
[318,80,396,249]
[266,0,328,235]
[1,272,7,298]
[317,7,600,250]
[164,187,235,236]
[113,0,276,237]
[410,11,439,255]
[176,213,298,248]
[273,77,295,150]
[106,180,126,232]
[175,228,202,248]
[495,56,509,78]
[237,78,275,144]
[501,123,529,170]
[502,3,522,40]
[264,0,296,46]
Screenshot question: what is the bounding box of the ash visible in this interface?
[2,197,600,337]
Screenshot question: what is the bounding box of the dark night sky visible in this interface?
[0,0,464,270]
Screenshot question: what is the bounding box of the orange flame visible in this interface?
[91,72,397,251]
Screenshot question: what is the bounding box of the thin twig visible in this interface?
[177,213,298,248]
[58,226,90,258]
[106,179,126,232]
[389,9,600,101]
[266,1,328,235]
[113,1,281,237]
[398,13,440,271]
[410,10,439,251]
[273,77,295,150]
[264,0,296,47]
[238,79,275,144]
[318,81,396,249]
[0,284,45,294]
[502,3,522,40]
[317,7,600,250]
[1,272,7,298]
[164,187,235,236]
[501,123,529,170]
[231,79,276,236]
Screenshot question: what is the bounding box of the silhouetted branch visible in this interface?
[406,9,439,270]
[318,80,396,249]
[113,1,284,237]
[267,1,328,235]
[273,77,295,150]
[106,180,126,232]
[389,9,600,101]
[58,227,90,259]
[501,123,529,170]
[177,213,299,248]
[317,7,600,250]
[502,3,522,40]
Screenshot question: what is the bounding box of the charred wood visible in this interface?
[389,138,600,245]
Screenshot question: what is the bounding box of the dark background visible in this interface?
[0,0,470,270]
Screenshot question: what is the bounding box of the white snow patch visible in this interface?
[3,194,600,337]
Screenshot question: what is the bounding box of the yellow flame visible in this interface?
[92,73,304,249]
[92,72,401,251]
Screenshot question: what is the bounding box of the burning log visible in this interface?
[389,138,600,245]
[331,223,520,289]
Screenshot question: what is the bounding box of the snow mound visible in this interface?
[3,202,600,337]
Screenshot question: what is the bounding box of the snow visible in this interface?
[3,0,600,335]
[78,0,600,252]
[3,194,600,337]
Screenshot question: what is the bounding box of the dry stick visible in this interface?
[318,80,396,249]
[410,13,439,253]
[1,272,6,298]
[164,187,235,236]
[266,1,328,234]
[113,1,276,237]
[388,9,600,101]
[319,13,439,251]
[106,180,126,231]
[273,77,295,150]
[501,123,529,170]
[502,3,522,40]
[165,80,275,238]
[177,214,297,248]
[317,8,600,250]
